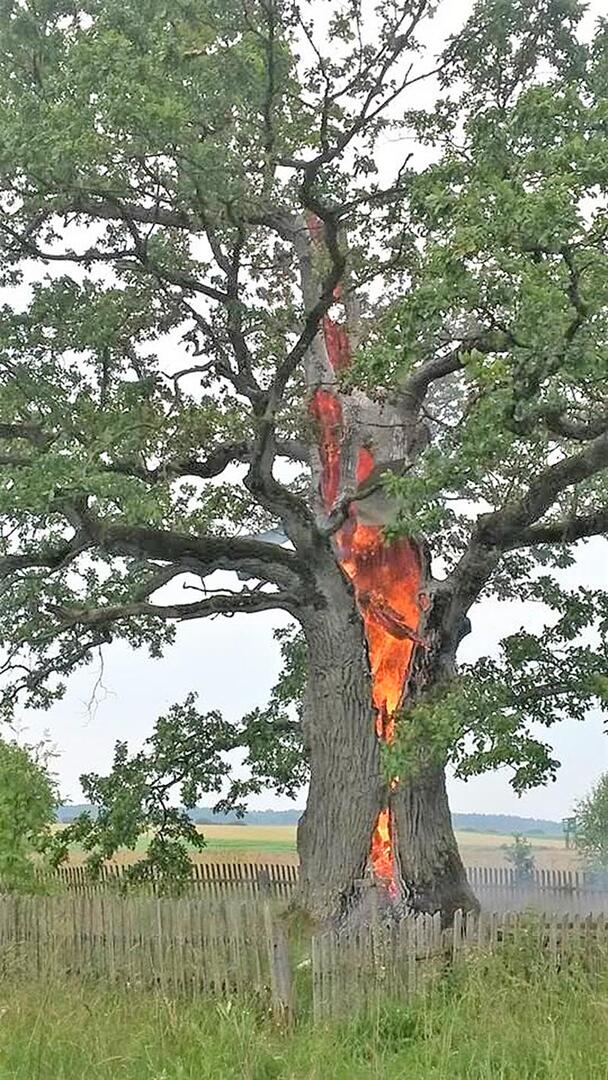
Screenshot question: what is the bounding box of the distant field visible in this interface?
[454,829,578,871]
[63,822,580,871]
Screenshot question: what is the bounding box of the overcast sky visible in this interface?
[10,0,608,821]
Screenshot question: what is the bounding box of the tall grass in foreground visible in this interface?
[1,947,607,1079]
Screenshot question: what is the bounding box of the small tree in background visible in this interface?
[0,736,57,891]
[503,834,536,882]
[53,695,231,892]
[573,774,608,869]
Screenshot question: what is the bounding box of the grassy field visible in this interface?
[2,948,607,1078]
[66,823,578,871]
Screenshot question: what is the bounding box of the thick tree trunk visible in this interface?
[291,213,476,926]
[294,578,477,925]
[392,765,479,924]
[296,599,386,922]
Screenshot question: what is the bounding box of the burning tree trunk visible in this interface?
[294,550,477,923]
[293,216,477,924]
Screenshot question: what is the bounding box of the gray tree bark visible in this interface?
[296,601,384,921]
[392,766,478,924]
[293,560,477,925]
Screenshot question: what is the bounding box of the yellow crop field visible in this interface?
[63,822,579,871]
[188,825,579,871]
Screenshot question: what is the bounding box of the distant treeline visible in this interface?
[55,805,565,837]
[453,813,564,837]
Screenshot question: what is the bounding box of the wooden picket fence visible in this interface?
[0,893,292,1017]
[311,907,608,1020]
[312,910,443,1021]
[1,892,608,1022]
[51,861,299,900]
[48,862,608,914]
[466,866,608,914]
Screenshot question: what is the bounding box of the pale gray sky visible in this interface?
[10,0,608,821]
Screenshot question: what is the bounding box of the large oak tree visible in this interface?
[0,0,607,921]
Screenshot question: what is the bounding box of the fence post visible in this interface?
[263,903,293,1025]
[258,866,271,899]
[452,908,463,962]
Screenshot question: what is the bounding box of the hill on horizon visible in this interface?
[55,805,565,837]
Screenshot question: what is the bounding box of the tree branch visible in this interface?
[478,430,608,546]
[105,437,309,483]
[49,588,303,627]
[438,430,608,642]
[0,217,230,305]
[544,407,608,442]
[0,534,90,578]
[75,519,310,593]
[394,333,511,418]
[0,434,309,484]
[507,508,608,547]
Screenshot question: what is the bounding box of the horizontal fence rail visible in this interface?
[44,863,608,913]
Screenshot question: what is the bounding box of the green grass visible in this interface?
[195,837,296,854]
[2,949,608,1079]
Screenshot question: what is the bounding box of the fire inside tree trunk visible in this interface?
[294,215,477,924]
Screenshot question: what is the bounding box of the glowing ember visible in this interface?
[371,808,397,897]
[308,219,423,896]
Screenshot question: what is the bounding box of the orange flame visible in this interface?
[337,456,422,895]
[308,218,423,896]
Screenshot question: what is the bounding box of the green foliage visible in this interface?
[502,834,536,880]
[362,62,608,557]
[0,736,57,891]
[215,625,308,814]
[52,643,306,882]
[573,772,608,868]
[387,578,608,791]
[52,694,234,890]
